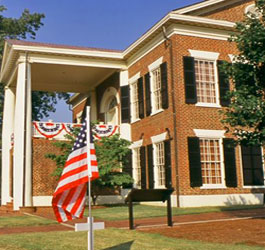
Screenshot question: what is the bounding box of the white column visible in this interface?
[13,62,27,210]
[90,90,97,122]
[1,87,15,205]
[24,63,32,207]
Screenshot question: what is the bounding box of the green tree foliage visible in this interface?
[222,0,265,146]
[46,129,134,205]
[0,6,69,122]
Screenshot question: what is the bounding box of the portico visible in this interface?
[0,40,127,210]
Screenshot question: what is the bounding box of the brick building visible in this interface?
[1,0,262,210]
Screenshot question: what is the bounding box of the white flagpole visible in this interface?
[86,106,93,250]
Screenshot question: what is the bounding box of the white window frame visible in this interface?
[132,147,141,188]
[193,129,226,189]
[148,57,164,115]
[130,139,143,188]
[151,132,167,189]
[129,72,141,123]
[189,50,221,108]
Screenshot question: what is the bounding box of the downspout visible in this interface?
[163,26,180,207]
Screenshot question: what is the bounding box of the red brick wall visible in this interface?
[128,32,262,196]
[202,0,255,22]
[32,138,65,196]
[72,99,87,122]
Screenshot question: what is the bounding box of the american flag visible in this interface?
[52,120,99,222]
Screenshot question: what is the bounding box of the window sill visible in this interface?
[151,109,164,116]
[243,185,265,189]
[155,185,166,189]
[200,185,226,189]
[195,103,221,108]
[131,118,141,124]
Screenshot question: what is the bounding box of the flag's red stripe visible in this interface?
[60,165,87,181]
[65,153,87,167]
[71,184,87,215]
[53,176,88,197]
[91,160,97,166]
[62,187,77,210]
[52,192,63,223]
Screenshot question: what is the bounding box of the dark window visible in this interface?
[121,85,130,123]
[241,146,264,186]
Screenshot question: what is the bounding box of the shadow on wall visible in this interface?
[103,240,134,250]
[224,193,264,206]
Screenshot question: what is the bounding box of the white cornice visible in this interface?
[123,13,235,59]
[1,12,236,85]
[11,44,124,60]
[174,0,226,14]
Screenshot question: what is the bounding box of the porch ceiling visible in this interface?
[1,40,126,93]
[30,63,116,93]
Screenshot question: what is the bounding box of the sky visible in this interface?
[1,0,202,122]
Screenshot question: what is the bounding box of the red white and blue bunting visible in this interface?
[33,122,118,140]
[33,122,65,139]
[64,123,82,135]
[93,124,118,140]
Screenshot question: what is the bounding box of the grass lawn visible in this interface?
[0,215,56,228]
[0,228,264,250]
[87,204,263,221]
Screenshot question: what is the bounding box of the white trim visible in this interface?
[200,184,226,189]
[12,44,123,60]
[120,70,129,87]
[151,132,167,144]
[99,87,119,113]
[127,24,231,68]
[174,0,226,14]
[178,193,263,207]
[119,124,131,141]
[131,118,141,124]
[195,103,222,108]
[33,196,52,206]
[123,13,234,59]
[151,109,164,116]
[193,129,226,138]
[129,72,140,84]
[199,138,226,188]
[132,147,141,188]
[189,50,220,60]
[174,0,244,15]
[245,4,257,15]
[130,139,143,149]
[148,57,163,72]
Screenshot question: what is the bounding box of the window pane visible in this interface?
[195,60,216,104]
[131,82,139,120]
[155,142,165,186]
[133,148,141,188]
[152,67,162,111]
[200,139,222,184]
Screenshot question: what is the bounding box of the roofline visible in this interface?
[122,13,235,58]
[68,93,80,103]
[174,0,226,14]
[174,0,247,15]
[1,12,236,84]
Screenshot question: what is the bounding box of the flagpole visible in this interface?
[86,106,93,250]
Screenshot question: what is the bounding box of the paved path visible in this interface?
[1,207,265,234]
